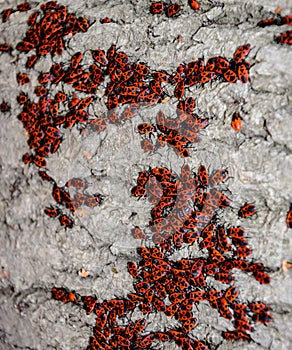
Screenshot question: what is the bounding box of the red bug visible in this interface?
[132,318,147,335]
[82,295,98,315]
[165,3,181,17]
[248,302,270,313]
[114,51,129,67]
[140,302,154,314]
[184,96,196,113]
[60,291,78,304]
[16,41,35,52]
[50,138,62,154]
[253,270,271,284]
[0,43,12,53]
[198,165,209,187]
[65,178,87,189]
[33,155,47,168]
[137,123,156,135]
[44,206,60,218]
[52,184,63,204]
[100,17,113,23]
[152,296,166,311]
[150,2,166,15]
[141,139,156,153]
[234,319,254,333]
[216,226,232,252]
[218,298,233,320]
[223,330,251,342]
[39,171,55,183]
[237,62,249,83]
[34,86,48,97]
[281,14,292,25]
[227,226,245,239]
[235,246,252,258]
[76,16,90,33]
[189,259,204,279]
[169,292,185,304]
[149,79,163,95]
[127,292,144,303]
[38,73,53,84]
[198,71,217,84]
[17,3,31,11]
[92,49,108,66]
[134,281,150,293]
[22,153,33,164]
[253,311,273,325]
[231,112,243,131]
[150,247,165,260]
[17,73,30,85]
[90,117,108,133]
[223,69,237,83]
[201,222,216,239]
[182,317,198,333]
[205,289,223,302]
[231,302,250,314]
[250,260,266,274]
[70,52,83,69]
[232,259,249,271]
[276,31,291,45]
[27,11,39,26]
[59,214,74,228]
[17,93,28,105]
[165,301,180,316]
[1,8,13,23]
[127,261,139,278]
[180,163,191,183]
[188,0,200,11]
[0,101,10,112]
[238,203,257,218]
[172,230,183,247]
[26,54,38,69]
[188,290,205,303]
[131,185,146,197]
[51,288,78,304]
[106,44,116,60]
[155,332,169,342]
[174,80,185,99]
[209,247,225,263]
[133,64,149,78]
[41,1,59,10]
[257,18,278,27]
[286,205,292,228]
[54,92,67,103]
[38,43,53,56]
[131,226,147,240]
[136,333,155,348]
[215,272,234,284]
[46,126,62,139]
[152,70,171,82]
[95,312,107,329]
[153,282,167,299]
[233,43,251,63]
[84,194,103,207]
[137,171,150,186]
[223,286,239,303]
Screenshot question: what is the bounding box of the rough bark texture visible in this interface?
[0,0,291,349]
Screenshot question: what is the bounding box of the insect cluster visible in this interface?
[0,2,106,228]
[53,164,272,349]
[257,13,292,45]
[1,1,290,349]
[38,171,103,228]
[137,98,208,157]
[150,1,200,17]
